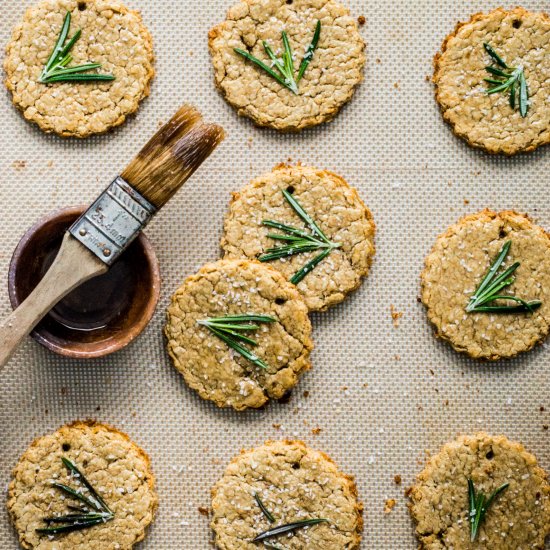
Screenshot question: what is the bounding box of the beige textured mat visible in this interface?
[0,1,548,548]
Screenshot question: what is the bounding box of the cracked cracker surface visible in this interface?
[164,259,313,411]
[421,210,550,360]
[409,432,550,549]
[7,421,158,550]
[4,0,154,138]
[222,165,376,312]
[208,0,365,131]
[211,440,363,549]
[433,7,550,155]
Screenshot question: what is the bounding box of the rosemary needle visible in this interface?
[465,241,542,314]
[36,457,114,536]
[483,43,528,117]
[253,518,329,542]
[197,314,276,370]
[234,20,321,94]
[260,189,341,285]
[39,12,115,84]
[254,493,276,523]
[468,479,509,542]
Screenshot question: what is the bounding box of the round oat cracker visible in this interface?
[221,165,376,312]
[433,7,550,155]
[208,0,365,131]
[165,259,313,411]
[421,210,550,360]
[7,421,158,550]
[211,440,363,549]
[409,432,550,549]
[4,0,154,138]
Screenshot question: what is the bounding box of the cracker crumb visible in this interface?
[394,475,402,485]
[357,15,366,25]
[12,160,26,170]
[311,427,322,435]
[390,304,403,328]
[198,506,210,517]
[384,498,397,514]
[272,423,281,430]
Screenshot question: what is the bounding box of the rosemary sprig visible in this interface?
[251,493,327,547]
[465,241,542,314]
[483,43,528,117]
[253,518,329,542]
[259,189,341,284]
[36,457,114,536]
[468,479,509,542]
[234,20,321,94]
[39,12,115,84]
[197,314,276,370]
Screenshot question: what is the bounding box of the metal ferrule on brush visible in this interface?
[69,177,157,265]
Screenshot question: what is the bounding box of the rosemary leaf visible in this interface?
[297,20,322,81]
[253,518,329,542]
[290,247,332,285]
[483,43,508,68]
[198,314,276,370]
[254,493,276,523]
[39,12,114,84]
[260,189,340,284]
[468,479,509,542]
[465,241,541,314]
[42,513,110,524]
[234,21,320,94]
[36,517,107,535]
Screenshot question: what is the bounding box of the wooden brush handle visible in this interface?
[0,233,107,369]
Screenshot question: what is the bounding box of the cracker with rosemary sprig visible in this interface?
[4,0,154,138]
[7,421,157,549]
[211,440,363,549]
[433,7,550,155]
[165,259,313,411]
[421,210,550,360]
[222,165,375,312]
[208,0,365,131]
[409,433,550,549]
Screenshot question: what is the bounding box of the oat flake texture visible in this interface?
[211,440,363,549]
[208,0,365,131]
[421,210,550,360]
[4,0,154,137]
[433,7,550,155]
[7,421,158,550]
[409,432,550,549]
[165,259,313,411]
[222,165,376,311]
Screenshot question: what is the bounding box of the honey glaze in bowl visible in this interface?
[8,206,161,359]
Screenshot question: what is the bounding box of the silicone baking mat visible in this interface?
[0,0,548,548]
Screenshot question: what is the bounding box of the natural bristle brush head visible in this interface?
[121,104,225,209]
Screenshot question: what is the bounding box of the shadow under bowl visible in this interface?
[8,206,161,359]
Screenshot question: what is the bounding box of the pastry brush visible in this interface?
[0,105,224,369]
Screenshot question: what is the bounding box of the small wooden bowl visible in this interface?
[8,206,161,359]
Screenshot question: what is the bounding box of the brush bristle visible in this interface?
[121,105,225,209]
